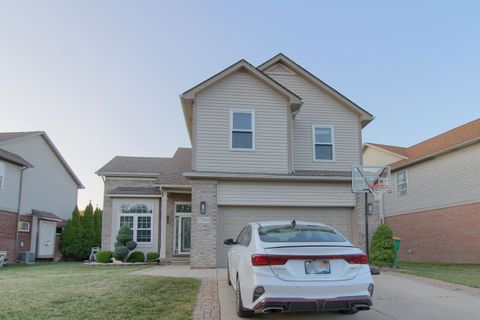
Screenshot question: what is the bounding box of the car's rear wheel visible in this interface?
[236,277,254,318]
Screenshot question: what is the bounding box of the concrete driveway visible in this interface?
[217,269,480,320]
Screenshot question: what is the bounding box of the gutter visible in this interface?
[183,171,352,182]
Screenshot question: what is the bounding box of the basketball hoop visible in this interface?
[369,183,389,201]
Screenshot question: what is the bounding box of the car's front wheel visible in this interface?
[236,277,254,318]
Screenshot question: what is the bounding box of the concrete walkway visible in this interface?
[133,265,480,320]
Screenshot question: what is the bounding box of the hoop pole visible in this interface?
[365,192,369,256]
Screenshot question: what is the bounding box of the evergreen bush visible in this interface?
[127,251,145,263]
[113,225,137,262]
[146,252,160,262]
[369,224,395,267]
[96,250,113,263]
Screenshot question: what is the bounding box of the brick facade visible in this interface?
[0,210,32,260]
[190,180,218,268]
[385,202,480,263]
[352,193,381,253]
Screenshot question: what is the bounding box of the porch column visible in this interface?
[160,191,168,259]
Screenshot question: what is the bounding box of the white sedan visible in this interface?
[224,220,374,317]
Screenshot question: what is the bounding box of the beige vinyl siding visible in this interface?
[266,69,361,172]
[383,143,480,216]
[216,206,354,267]
[1,136,78,219]
[194,70,289,174]
[363,146,405,166]
[0,161,22,212]
[217,180,355,207]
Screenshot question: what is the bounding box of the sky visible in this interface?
[1,0,479,209]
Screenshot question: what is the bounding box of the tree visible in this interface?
[61,206,89,260]
[82,202,96,252]
[369,224,395,267]
[114,225,137,262]
[93,207,103,247]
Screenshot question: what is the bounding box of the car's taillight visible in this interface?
[343,254,369,264]
[251,254,288,266]
[251,254,368,266]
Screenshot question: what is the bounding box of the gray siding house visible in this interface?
[98,54,376,268]
[0,132,83,260]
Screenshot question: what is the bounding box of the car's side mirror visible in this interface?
[224,238,236,245]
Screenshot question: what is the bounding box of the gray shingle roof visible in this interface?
[0,148,33,168]
[97,148,192,186]
[32,209,63,222]
[108,187,161,196]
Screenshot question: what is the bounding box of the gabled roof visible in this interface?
[180,59,303,140]
[368,118,480,170]
[257,53,374,128]
[0,148,33,168]
[96,155,171,176]
[363,143,409,158]
[0,131,84,188]
[97,148,192,186]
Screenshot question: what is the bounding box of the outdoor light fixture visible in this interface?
[367,203,373,215]
[200,201,207,214]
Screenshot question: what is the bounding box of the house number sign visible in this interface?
[197,216,210,224]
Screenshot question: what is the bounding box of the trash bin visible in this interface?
[393,236,401,267]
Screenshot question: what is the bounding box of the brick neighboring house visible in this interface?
[97,53,377,268]
[0,132,83,262]
[363,118,480,263]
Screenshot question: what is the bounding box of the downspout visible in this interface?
[15,166,27,258]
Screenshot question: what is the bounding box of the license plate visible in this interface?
[305,260,331,274]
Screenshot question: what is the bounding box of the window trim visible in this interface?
[312,125,335,162]
[229,109,255,151]
[396,169,408,197]
[118,201,154,245]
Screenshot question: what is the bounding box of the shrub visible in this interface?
[369,224,395,267]
[113,225,137,262]
[146,252,160,262]
[126,240,137,251]
[127,251,145,263]
[114,246,129,260]
[96,250,113,263]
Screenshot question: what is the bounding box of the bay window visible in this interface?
[119,202,153,243]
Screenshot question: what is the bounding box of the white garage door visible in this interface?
[216,206,353,267]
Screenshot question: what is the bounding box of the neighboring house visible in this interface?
[363,118,480,263]
[98,53,376,268]
[0,132,83,261]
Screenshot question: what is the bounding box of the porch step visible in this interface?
[169,260,190,265]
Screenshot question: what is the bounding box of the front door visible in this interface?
[174,202,191,255]
[37,220,56,258]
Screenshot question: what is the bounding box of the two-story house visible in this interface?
[97,54,375,268]
[0,132,83,261]
[363,118,480,263]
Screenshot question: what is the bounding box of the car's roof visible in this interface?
[253,220,329,227]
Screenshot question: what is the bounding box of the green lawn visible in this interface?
[398,261,480,288]
[0,262,200,320]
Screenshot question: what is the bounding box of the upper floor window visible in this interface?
[0,161,5,189]
[230,110,255,150]
[396,170,408,196]
[313,126,334,161]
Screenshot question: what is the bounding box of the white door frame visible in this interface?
[37,220,56,258]
[173,201,191,255]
